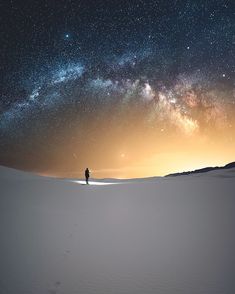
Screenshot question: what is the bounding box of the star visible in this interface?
[0,0,234,179]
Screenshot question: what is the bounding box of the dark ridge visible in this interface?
[165,162,235,177]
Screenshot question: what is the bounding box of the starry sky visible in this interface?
[0,0,235,178]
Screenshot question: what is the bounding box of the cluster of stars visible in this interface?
[0,0,234,176]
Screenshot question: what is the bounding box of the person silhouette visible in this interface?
[85,168,90,184]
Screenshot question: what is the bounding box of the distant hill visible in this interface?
[166,161,235,177]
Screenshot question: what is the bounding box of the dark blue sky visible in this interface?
[0,0,234,176]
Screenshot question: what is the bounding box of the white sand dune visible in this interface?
[72,180,121,185]
[0,165,235,294]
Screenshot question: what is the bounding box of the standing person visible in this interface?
[85,168,90,184]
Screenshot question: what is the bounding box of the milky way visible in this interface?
[0,0,234,177]
[1,57,233,133]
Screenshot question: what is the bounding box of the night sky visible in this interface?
[0,0,234,178]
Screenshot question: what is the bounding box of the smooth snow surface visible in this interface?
[0,166,235,294]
